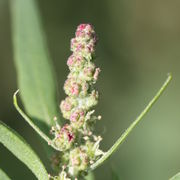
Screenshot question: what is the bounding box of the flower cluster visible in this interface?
[51,24,103,179]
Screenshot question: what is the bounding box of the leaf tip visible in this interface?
[13,89,19,97]
[167,72,172,80]
[13,89,19,102]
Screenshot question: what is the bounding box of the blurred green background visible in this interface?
[0,0,180,179]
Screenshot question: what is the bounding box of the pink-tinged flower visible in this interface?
[67,54,85,71]
[64,78,80,97]
[67,55,74,66]
[87,43,95,53]
[70,38,77,48]
[60,97,76,119]
[61,124,75,142]
[71,41,95,58]
[82,62,95,81]
[70,109,84,122]
[60,98,72,111]
[77,24,87,31]
[70,111,78,122]
[64,77,89,97]
[71,82,79,96]
[53,124,75,151]
[69,147,89,176]
[75,24,95,39]
[70,109,86,129]
[70,24,97,60]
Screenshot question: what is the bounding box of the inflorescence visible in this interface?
[50,24,103,179]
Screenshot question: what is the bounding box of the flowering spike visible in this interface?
[51,24,103,179]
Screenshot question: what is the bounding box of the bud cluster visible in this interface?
[51,24,103,179]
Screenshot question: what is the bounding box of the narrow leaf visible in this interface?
[0,121,49,180]
[0,169,11,180]
[13,90,60,151]
[11,0,60,128]
[170,172,180,180]
[91,74,172,170]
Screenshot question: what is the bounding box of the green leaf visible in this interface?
[0,169,11,180]
[13,90,61,151]
[90,74,172,170]
[170,172,180,180]
[0,121,49,180]
[11,0,60,128]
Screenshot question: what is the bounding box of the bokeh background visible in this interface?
[0,0,180,179]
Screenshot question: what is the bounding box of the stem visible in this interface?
[90,74,172,170]
[13,90,60,151]
[169,172,180,180]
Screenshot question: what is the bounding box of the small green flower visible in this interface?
[68,147,89,177]
[52,124,75,151]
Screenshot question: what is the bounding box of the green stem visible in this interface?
[90,74,172,170]
[169,172,180,180]
[13,90,60,151]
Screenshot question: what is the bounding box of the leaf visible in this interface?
[0,121,49,180]
[13,90,61,151]
[170,172,180,180]
[0,169,11,180]
[90,74,172,170]
[11,0,60,128]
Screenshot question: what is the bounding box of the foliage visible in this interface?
[0,169,10,180]
[0,121,49,179]
[0,0,173,179]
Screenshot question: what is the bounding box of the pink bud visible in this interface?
[78,24,87,31]
[59,124,75,143]
[76,24,95,38]
[70,109,85,123]
[70,111,79,122]
[71,83,79,96]
[67,55,74,66]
